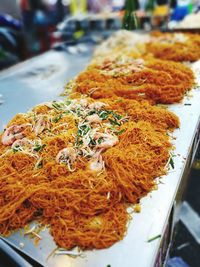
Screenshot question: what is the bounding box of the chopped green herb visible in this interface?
[106,265,111,267]
[99,110,110,120]
[33,113,37,121]
[78,125,90,136]
[98,137,104,144]
[87,110,96,116]
[76,107,81,117]
[53,114,62,123]
[109,119,121,126]
[169,157,174,169]
[112,112,122,120]
[52,102,63,110]
[65,100,71,106]
[89,138,96,146]
[35,158,43,169]
[98,110,122,123]
[52,102,60,109]
[147,234,161,242]
[184,103,191,106]
[77,150,83,156]
[75,138,83,147]
[116,129,125,135]
[33,144,46,152]
[12,146,21,153]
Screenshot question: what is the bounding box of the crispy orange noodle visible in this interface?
[93,30,200,62]
[146,32,200,62]
[0,96,179,249]
[65,56,194,104]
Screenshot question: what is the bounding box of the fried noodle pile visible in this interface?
[65,55,194,104]
[146,31,200,62]
[0,96,179,249]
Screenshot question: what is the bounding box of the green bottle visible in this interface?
[145,0,155,13]
[122,0,140,30]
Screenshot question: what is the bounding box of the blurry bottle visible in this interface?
[122,0,140,30]
[145,0,155,13]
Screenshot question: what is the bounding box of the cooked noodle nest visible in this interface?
[0,96,179,249]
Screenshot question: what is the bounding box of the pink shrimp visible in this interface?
[86,114,102,123]
[94,132,118,149]
[89,150,105,173]
[89,102,106,110]
[34,117,47,136]
[2,125,27,146]
[11,138,29,149]
[56,147,76,171]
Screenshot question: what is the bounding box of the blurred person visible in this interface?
[55,0,65,22]
[19,0,50,54]
[0,1,23,69]
[19,0,34,32]
[19,0,48,30]
[88,0,113,13]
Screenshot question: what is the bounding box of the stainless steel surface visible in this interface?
[0,50,91,130]
[0,52,200,267]
[0,238,32,267]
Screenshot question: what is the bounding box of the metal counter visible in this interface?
[0,51,200,267]
[0,50,91,130]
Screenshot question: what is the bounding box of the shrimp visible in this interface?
[56,147,76,171]
[80,98,88,107]
[2,125,27,145]
[89,102,106,110]
[11,138,29,150]
[89,151,105,173]
[94,132,118,149]
[11,138,40,159]
[34,117,47,136]
[86,114,102,124]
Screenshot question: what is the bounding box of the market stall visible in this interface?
[0,32,200,267]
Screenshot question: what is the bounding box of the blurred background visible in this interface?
[0,0,199,70]
[0,1,200,267]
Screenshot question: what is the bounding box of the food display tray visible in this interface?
[0,50,200,267]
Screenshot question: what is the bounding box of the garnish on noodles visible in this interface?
[0,96,179,249]
[93,30,200,63]
[64,55,194,104]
